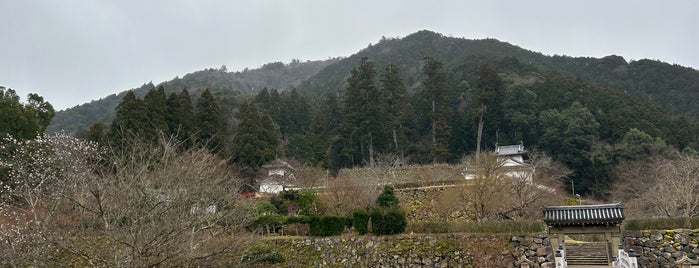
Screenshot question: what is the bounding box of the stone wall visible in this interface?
[245,229,699,267]
[624,229,699,267]
[247,233,555,268]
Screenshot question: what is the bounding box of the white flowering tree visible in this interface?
[1,134,253,267]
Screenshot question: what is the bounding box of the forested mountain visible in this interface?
[46,30,699,196]
[47,59,338,134]
[297,30,699,119]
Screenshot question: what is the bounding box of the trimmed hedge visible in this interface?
[352,208,370,235]
[625,217,699,230]
[309,216,346,236]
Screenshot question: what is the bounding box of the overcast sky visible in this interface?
[2,0,697,110]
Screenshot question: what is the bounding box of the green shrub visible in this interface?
[308,216,345,236]
[625,217,699,230]
[352,208,370,234]
[286,215,312,224]
[370,207,407,235]
[241,245,285,264]
[376,185,399,208]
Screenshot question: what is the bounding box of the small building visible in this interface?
[495,143,529,166]
[495,143,534,183]
[462,143,534,183]
[258,159,297,194]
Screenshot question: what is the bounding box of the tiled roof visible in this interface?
[543,203,624,226]
[495,145,528,156]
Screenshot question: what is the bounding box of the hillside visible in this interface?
[47,59,338,134]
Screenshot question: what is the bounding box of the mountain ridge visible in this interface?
[48,30,699,136]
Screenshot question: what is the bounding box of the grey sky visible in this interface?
[2,0,697,110]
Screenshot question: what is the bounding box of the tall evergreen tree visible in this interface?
[381,63,410,158]
[195,89,224,154]
[340,57,387,166]
[421,57,452,163]
[110,91,149,146]
[231,102,280,170]
[143,86,169,138]
[165,89,195,143]
[475,64,505,152]
[284,88,311,137]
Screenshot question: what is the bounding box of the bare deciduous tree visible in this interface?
[646,154,699,218]
[612,152,699,219]
[1,134,254,267]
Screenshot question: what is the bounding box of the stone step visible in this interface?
[565,243,609,265]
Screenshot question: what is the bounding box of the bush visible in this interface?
[370,207,407,235]
[352,208,370,234]
[625,217,699,230]
[376,185,399,208]
[308,216,345,236]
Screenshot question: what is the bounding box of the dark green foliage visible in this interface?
[255,88,311,140]
[0,87,55,140]
[165,89,195,142]
[195,89,224,153]
[270,190,319,216]
[376,185,399,208]
[370,185,407,235]
[109,91,149,147]
[338,57,389,167]
[381,64,410,156]
[84,122,107,144]
[474,64,505,149]
[230,102,279,170]
[308,216,345,236]
[143,86,169,137]
[420,57,453,163]
[352,208,370,234]
[370,207,407,235]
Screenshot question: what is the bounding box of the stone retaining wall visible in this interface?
[624,229,699,267]
[250,233,554,267]
[247,229,699,267]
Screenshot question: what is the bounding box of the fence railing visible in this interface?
[554,245,567,268]
[613,244,638,268]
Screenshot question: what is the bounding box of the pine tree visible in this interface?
[195,89,224,154]
[475,64,505,154]
[284,88,311,137]
[381,64,409,158]
[231,102,279,170]
[340,57,388,166]
[422,57,452,163]
[166,89,195,143]
[110,90,149,146]
[143,86,169,138]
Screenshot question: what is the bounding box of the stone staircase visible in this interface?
[565,242,610,266]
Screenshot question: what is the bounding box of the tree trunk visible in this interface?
[432,99,437,164]
[476,105,485,159]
